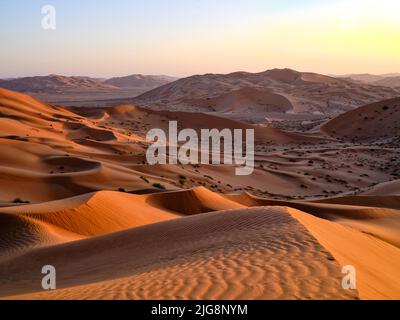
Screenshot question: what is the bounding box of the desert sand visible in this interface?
[133,68,399,126]
[0,74,177,106]
[0,77,399,300]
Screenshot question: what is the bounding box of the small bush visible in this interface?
[13,198,30,204]
[140,176,150,183]
[153,183,166,190]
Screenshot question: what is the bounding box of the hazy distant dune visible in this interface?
[0,75,118,93]
[0,74,178,104]
[374,76,400,88]
[134,68,399,120]
[104,74,178,88]
[337,73,400,88]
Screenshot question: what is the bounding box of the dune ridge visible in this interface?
[0,187,399,299]
[0,205,359,300]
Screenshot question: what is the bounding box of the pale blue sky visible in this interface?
[1,0,399,77]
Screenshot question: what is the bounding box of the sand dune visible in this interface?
[322,97,400,142]
[0,186,399,299]
[0,206,359,300]
[375,76,400,88]
[183,87,294,113]
[145,187,244,214]
[342,73,400,88]
[0,75,117,93]
[338,73,390,83]
[290,208,400,300]
[0,191,179,238]
[0,74,177,106]
[0,212,82,260]
[226,192,400,249]
[313,194,400,210]
[0,88,399,300]
[363,179,400,196]
[2,88,395,206]
[104,74,177,89]
[134,68,399,124]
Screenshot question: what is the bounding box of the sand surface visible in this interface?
[0,87,399,300]
[1,187,399,300]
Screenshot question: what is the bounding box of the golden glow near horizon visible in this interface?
[229,0,400,75]
[1,0,399,77]
[91,0,400,76]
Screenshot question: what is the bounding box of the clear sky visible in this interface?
[0,0,399,78]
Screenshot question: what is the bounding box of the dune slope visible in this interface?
[0,88,399,300]
[322,97,400,141]
[0,207,358,300]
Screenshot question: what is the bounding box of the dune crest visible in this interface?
[0,186,399,299]
[0,206,359,300]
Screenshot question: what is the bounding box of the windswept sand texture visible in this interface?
[0,86,399,300]
[0,206,359,300]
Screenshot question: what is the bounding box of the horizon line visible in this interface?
[2,68,400,80]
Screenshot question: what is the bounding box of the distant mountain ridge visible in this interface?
[374,76,400,88]
[0,75,117,93]
[133,68,399,119]
[0,74,177,94]
[336,73,400,88]
[104,74,178,88]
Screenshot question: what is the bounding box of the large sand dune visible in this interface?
[0,88,336,204]
[0,74,177,105]
[1,188,399,299]
[0,88,399,300]
[183,87,294,113]
[0,203,359,300]
[322,97,400,142]
[134,68,399,123]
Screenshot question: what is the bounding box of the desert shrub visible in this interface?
[13,198,30,204]
[153,183,166,190]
